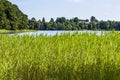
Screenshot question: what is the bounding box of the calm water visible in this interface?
[8,30,108,36]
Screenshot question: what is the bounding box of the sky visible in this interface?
[8,0,120,21]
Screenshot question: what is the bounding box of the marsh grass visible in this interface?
[0,32,120,80]
[0,29,36,34]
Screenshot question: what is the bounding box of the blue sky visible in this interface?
[9,0,120,21]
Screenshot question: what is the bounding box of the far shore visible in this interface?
[0,29,37,34]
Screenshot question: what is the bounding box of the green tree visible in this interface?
[0,0,28,30]
[90,16,98,22]
[50,18,54,23]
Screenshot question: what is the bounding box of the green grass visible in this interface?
[0,31,120,80]
[0,29,37,34]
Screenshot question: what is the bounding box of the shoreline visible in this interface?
[0,29,37,34]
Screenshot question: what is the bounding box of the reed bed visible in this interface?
[0,32,120,80]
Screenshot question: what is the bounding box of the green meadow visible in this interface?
[0,32,120,80]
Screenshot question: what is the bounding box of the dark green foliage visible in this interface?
[28,16,120,31]
[90,16,98,22]
[0,0,28,30]
[1,0,120,31]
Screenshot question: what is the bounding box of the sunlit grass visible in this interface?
[0,32,120,80]
[0,29,37,34]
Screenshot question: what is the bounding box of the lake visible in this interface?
[8,30,109,36]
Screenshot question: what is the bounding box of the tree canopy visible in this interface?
[28,16,120,31]
[0,0,28,30]
[1,0,120,31]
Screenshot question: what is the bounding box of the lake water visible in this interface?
[8,30,109,36]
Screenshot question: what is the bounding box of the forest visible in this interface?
[0,0,120,30]
[0,0,28,30]
[29,16,120,30]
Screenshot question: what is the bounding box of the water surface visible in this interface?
[7,30,108,36]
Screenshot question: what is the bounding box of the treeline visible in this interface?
[0,0,28,30]
[1,0,120,30]
[28,16,120,30]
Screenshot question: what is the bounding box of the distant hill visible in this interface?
[0,0,28,30]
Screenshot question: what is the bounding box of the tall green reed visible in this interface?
[0,32,120,80]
